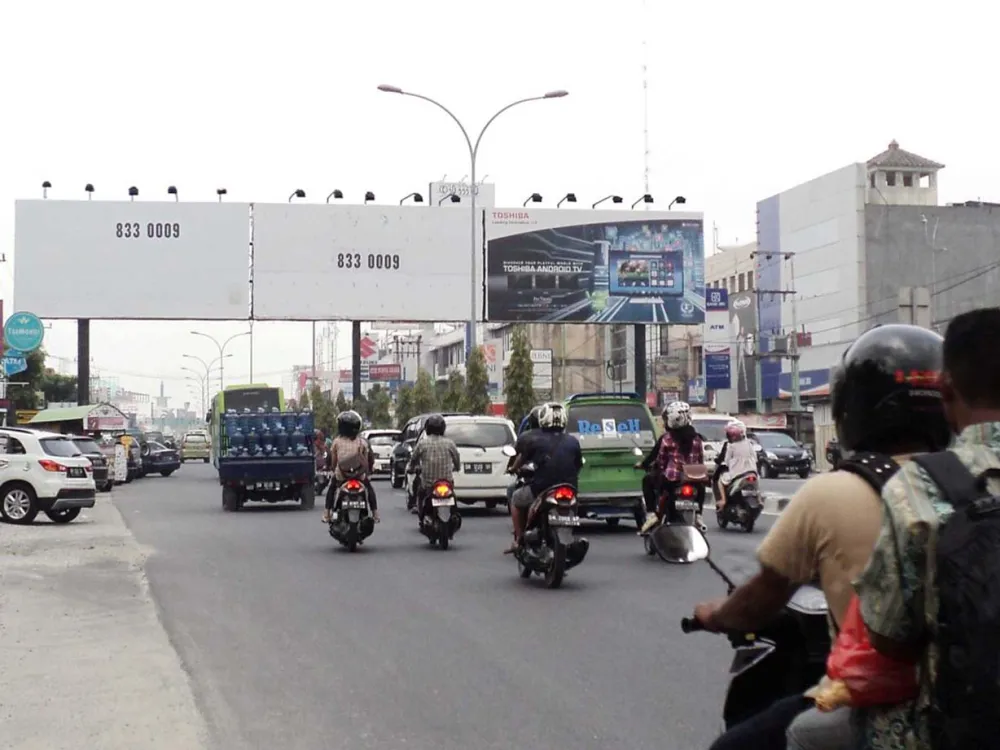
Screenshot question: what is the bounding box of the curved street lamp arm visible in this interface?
[400,92,474,160]
[472,96,546,160]
[221,331,251,355]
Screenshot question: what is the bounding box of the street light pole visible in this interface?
[378,85,568,353]
[190,330,251,391]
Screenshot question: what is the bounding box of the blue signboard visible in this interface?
[4,312,44,353]
[705,287,729,311]
[2,350,28,376]
[704,352,731,390]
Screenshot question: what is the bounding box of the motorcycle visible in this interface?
[501,445,590,589]
[642,464,709,557]
[413,469,462,550]
[715,472,762,533]
[328,467,375,552]
[653,524,831,730]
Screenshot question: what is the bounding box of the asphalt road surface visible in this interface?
[114,466,806,750]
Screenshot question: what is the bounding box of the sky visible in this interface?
[2,0,997,407]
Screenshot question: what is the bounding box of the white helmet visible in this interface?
[662,400,692,430]
[538,402,568,431]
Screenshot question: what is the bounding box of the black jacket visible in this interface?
[641,434,667,472]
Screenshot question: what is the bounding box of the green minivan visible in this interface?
[563,392,661,528]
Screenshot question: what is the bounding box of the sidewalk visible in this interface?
[0,496,209,750]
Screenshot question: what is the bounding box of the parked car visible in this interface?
[0,427,97,524]
[141,441,181,477]
[181,432,211,463]
[361,429,400,478]
[403,415,517,509]
[750,430,813,478]
[67,434,114,492]
[389,413,470,489]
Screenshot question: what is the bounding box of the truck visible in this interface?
[209,385,316,512]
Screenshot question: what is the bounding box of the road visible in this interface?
[113,466,806,750]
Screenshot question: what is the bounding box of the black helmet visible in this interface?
[526,406,542,431]
[831,324,951,454]
[424,414,446,436]
[336,410,362,439]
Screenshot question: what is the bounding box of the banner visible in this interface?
[703,288,731,390]
[688,377,707,405]
[653,354,686,390]
[482,339,503,396]
[369,363,402,381]
[729,291,757,401]
[486,210,705,324]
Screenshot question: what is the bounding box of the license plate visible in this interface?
[676,500,698,511]
[432,497,455,507]
[464,463,491,474]
[67,467,86,478]
[344,500,366,509]
[548,513,580,526]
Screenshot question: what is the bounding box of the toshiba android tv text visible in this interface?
[14,200,251,319]
[485,209,705,324]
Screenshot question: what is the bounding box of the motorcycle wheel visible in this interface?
[517,553,532,579]
[545,536,566,589]
[743,518,756,533]
[439,529,449,550]
[717,512,728,529]
[643,534,656,556]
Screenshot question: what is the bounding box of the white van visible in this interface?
[691,413,737,465]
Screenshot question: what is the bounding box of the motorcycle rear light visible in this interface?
[433,482,453,497]
[344,479,363,492]
[552,486,576,501]
[679,484,696,498]
[38,459,67,473]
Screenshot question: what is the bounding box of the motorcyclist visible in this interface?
[405,414,460,520]
[689,324,953,750]
[640,400,707,534]
[506,406,543,508]
[634,421,669,533]
[323,410,379,524]
[713,420,758,512]
[505,402,583,554]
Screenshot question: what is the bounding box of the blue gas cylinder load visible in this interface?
[288,411,306,456]
[259,410,274,456]
[225,409,245,457]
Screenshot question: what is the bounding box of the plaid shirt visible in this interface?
[656,432,705,482]
[407,434,461,484]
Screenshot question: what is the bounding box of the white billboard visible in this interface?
[14,201,250,319]
[252,204,476,321]
[428,181,496,208]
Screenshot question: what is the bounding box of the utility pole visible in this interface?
[750,251,799,413]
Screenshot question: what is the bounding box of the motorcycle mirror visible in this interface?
[501,445,516,457]
[651,524,710,564]
[581,456,587,465]
[632,446,643,457]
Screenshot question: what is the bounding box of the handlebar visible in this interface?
[681,617,706,633]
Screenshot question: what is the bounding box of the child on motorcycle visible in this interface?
[714,420,758,512]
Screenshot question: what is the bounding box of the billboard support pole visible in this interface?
[634,324,647,397]
[351,322,362,402]
[78,319,91,406]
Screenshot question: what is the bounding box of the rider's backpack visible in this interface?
[908,451,1000,750]
[835,451,901,497]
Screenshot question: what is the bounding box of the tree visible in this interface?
[503,325,535,425]
[298,389,311,411]
[40,370,78,404]
[411,369,439,416]
[335,390,349,412]
[351,392,369,421]
[10,350,52,410]
[309,384,336,435]
[367,385,393,428]
[395,385,415,429]
[465,346,492,415]
[441,369,467,412]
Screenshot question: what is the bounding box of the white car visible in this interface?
[0,427,97,525]
[361,429,400,478]
[405,415,516,509]
[691,414,737,465]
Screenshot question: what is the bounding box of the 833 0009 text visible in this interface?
[337,253,401,270]
[115,222,182,239]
